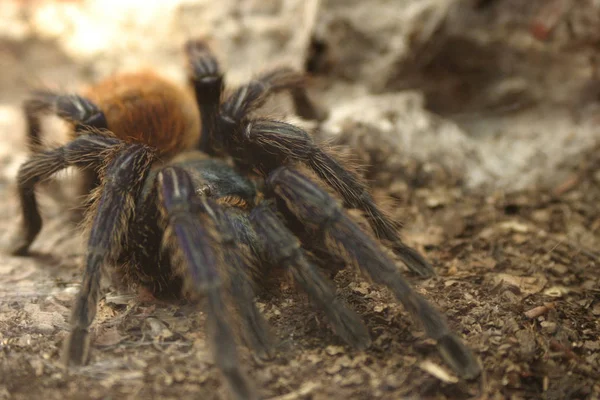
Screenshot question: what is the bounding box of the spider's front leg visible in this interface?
[203,205,274,359]
[265,167,481,380]
[229,119,435,277]
[155,166,256,400]
[64,143,155,365]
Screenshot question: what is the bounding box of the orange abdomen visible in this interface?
[84,71,201,156]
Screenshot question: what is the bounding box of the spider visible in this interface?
[7,39,480,399]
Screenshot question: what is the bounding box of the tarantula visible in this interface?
[7,39,480,399]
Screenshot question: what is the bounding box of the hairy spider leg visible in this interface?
[156,166,256,400]
[265,167,481,380]
[128,154,272,362]
[185,39,324,156]
[23,92,108,150]
[22,93,110,217]
[174,157,275,357]
[185,40,224,154]
[224,118,435,277]
[201,202,274,359]
[167,155,274,357]
[165,157,371,353]
[249,203,371,350]
[10,134,154,362]
[222,67,326,123]
[64,144,154,365]
[168,155,371,352]
[8,134,120,255]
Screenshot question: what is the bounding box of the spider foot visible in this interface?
[62,326,91,366]
[438,333,481,380]
[390,241,435,277]
[6,222,40,256]
[6,235,30,256]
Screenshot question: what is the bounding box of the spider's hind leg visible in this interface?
[265,166,481,380]
[185,39,326,155]
[23,91,107,150]
[7,134,120,255]
[222,67,327,124]
[22,92,108,221]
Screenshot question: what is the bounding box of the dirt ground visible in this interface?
[1,1,600,400]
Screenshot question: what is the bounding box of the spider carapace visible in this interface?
[8,39,480,399]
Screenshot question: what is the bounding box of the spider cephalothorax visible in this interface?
[8,39,480,399]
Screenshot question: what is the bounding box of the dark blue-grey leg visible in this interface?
[63,144,155,365]
[240,120,435,277]
[8,135,120,255]
[156,166,256,400]
[265,167,481,380]
[185,40,224,154]
[221,67,326,124]
[249,203,371,350]
[23,91,107,150]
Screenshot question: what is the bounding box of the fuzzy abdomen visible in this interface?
[85,71,200,156]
